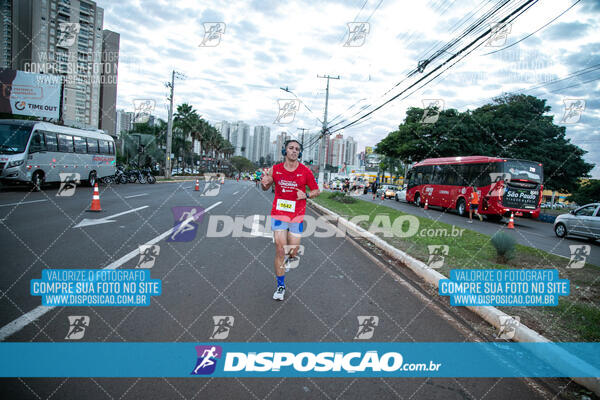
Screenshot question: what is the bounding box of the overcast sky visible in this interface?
[97,0,600,177]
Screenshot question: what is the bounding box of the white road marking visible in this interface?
[73,206,150,228]
[124,193,148,199]
[0,199,47,207]
[233,191,239,195]
[0,201,222,341]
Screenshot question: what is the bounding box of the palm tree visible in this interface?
[174,103,198,172]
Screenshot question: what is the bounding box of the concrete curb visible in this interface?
[309,200,600,395]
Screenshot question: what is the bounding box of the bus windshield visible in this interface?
[503,160,542,183]
[0,123,33,154]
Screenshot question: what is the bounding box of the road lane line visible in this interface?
[233,191,239,195]
[124,193,148,199]
[0,201,222,341]
[0,199,47,207]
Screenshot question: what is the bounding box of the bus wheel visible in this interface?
[457,199,466,217]
[31,171,44,192]
[88,171,97,187]
[414,193,421,207]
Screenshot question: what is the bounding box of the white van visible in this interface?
[0,119,116,190]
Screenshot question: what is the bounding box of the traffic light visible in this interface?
[309,160,313,165]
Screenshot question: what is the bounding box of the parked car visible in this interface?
[395,185,407,202]
[377,185,399,199]
[554,203,600,240]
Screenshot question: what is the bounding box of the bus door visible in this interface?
[27,130,56,181]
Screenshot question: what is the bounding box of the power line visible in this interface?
[329,0,538,134]
[326,0,518,132]
[482,0,581,56]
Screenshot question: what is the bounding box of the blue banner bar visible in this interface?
[0,343,598,377]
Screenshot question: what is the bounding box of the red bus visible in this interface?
[405,156,543,220]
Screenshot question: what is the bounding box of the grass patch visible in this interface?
[544,299,600,341]
[312,192,600,342]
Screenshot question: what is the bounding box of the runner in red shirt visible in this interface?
[261,139,319,301]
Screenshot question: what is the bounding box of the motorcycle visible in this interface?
[113,165,128,184]
[125,163,145,184]
[142,166,156,184]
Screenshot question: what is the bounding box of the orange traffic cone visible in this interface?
[424,197,429,210]
[507,212,515,229]
[195,179,200,191]
[88,183,102,212]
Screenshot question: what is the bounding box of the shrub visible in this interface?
[491,231,516,263]
[328,191,357,204]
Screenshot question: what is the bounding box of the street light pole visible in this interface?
[317,74,340,190]
[165,70,185,179]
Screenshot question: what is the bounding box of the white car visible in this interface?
[395,186,407,202]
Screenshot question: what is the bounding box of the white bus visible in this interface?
[0,119,116,190]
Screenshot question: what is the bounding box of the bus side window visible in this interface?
[444,165,457,185]
[455,165,467,186]
[58,134,74,152]
[74,136,87,153]
[29,131,44,153]
[109,141,115,155]
[422,166,433,185]
[406,170,414,188]
[87,138,99,154]
[100,140,110,154]
[432,165,444,184]
[477,163,492,186]
[44,132,58,152]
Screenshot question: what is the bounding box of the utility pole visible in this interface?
[317,74,340,190]
[296,127,309,149]
[165,70,185,179]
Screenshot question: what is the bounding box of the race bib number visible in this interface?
[276,199,296,213]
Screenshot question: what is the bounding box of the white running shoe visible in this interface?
[273,286,285,301]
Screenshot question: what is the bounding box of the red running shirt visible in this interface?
[270,162,318,223]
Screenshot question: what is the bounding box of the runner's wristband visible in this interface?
[306,192,310,199]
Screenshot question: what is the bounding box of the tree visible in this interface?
[376,94,593,192]
[568,179,600,205]
[174,103,199,172]
[229,156,255,173]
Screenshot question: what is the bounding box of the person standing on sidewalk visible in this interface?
[371,180,378,200]
[261,140,320,301]
[468,185,483,223]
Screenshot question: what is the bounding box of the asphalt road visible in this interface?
[0,180,577,399]
[349,191,600,267]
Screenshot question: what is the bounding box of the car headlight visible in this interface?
[7,160,24,168]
